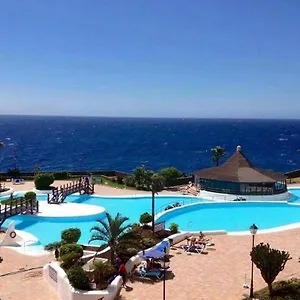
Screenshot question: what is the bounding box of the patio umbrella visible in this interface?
[156,240,169,252]
[140,248,166,259]
[139,247,168,300]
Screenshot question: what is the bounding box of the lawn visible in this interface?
[93,176,135,190]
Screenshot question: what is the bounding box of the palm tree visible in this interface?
[211,146,226,166]
[151,174,165,234]
[89,212,141,262]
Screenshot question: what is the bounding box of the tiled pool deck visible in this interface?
[121,229,300,300]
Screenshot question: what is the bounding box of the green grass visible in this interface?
[252,279,300,299]
[93,176,135,190]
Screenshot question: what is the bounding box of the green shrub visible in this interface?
[139,212,152,225]
[60,243,83,257]
[158,167,183,186]
[126,248,138,257]
[116,176,123,184]
[131,223,141,231]
[123,175,135,187]
[134,165,154,190]
[60,252,82,269]
[93,261,115,284]
[0,197,23,205]
[44,241,62,251]
[142,237,156,249]
[253,278,300,299]
[34,173,55,190]
[61,228,81,244]
[250,243,291,296]
[151,173,165,192]
[24,191,37,201]
[169,223,179,233]
[53,172,71,180]
[67,265,90,290]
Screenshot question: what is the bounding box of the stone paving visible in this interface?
[0,247,58,300]
[121,229,300,300]
[1,229,300,300]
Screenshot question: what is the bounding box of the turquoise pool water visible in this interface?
[288,188,300,202]
[2,195,199,245]
[2,189,300,245]
[156,200,300,232]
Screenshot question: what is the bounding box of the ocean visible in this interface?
[0,115,299,174]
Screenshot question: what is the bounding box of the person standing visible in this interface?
[118,262,128,288]
[54,246,60,260]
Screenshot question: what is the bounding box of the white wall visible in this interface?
[161,230,227,246]
[43,229,228,300]
[199,190,290,202]
[43,262,122,300]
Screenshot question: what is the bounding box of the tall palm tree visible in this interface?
[211,146,226,166]
[151,174,165,234]
[89,212,141,262]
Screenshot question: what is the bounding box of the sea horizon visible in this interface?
[1,114,300,121]
[1,115,300,174]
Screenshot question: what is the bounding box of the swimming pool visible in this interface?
[2,195,199,245]
[2,189,300,245]
[156,200,300,232]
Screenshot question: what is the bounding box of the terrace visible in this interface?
[2,228,300,300]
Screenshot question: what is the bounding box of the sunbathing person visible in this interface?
[146,259,153,270]
[185,237,190,246]
[198,231,211,242]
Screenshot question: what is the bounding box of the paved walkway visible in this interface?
[121,229,300,300]
[0,247,58,300]
[4,180,182,196]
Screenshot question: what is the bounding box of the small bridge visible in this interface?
[47,178,94,204]
[0,198,39,227]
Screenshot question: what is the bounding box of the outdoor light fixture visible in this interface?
[249,223,258,299]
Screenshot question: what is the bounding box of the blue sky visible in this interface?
[0,0,300,118]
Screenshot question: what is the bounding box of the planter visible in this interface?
[96,282,109,290]
[43,261,123,300]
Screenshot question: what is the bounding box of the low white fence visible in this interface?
[199,190,290,202]
[43,261,122,300]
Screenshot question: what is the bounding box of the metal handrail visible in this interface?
[154,197,202,215]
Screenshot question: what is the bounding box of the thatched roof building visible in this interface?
[194,146,287,196]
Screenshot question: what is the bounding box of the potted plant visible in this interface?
[93,261,116,290]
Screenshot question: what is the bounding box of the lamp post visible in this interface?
[249,223,258,299]
[163,248,166,300]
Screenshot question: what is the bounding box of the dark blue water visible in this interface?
[0,115,299,173]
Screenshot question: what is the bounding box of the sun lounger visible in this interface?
[137,266,164,279]
[192,245,205,254]
[181,244,205,254]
